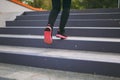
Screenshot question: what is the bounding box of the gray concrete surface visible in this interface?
[0,62,120,80]
[0,0,32,27]
[0,46,120,80]
[1,45,120,80]
[0,0,31,13]
[0,45,120,63]
[0,12,23,27]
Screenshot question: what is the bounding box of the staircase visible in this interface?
[0,8,120,77]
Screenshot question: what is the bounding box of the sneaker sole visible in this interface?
[56,34,67,39]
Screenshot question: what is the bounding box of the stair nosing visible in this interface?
[0,45,120,64]
[0,34,120,42]
[23,12,120,16]
[12,19,120,21]
[3,27,120,29]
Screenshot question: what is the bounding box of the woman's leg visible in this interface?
[59,0,71,33]
[48,0,61,29]
[44,0,61,44]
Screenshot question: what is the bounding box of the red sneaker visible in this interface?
[44,26,52,44]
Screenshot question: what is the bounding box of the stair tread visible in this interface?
[0,34,120,42]
[2,26,120,29]
[0,45,120,63]
[23,12,120,16]
[6,20,120,27]
[1,27,120,38]
[16,14,120,20]
[8,19,120,21]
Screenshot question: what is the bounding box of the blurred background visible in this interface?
[19,0,118,10]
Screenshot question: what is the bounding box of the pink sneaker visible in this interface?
[44,26,52,44]
[56,31,67,40]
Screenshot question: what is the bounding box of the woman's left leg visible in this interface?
[59,0,71,34]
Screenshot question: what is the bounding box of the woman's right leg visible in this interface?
[44,0,61,44]
[48,0,61,29]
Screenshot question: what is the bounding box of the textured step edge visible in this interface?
[1,28,120,38]
[0,36,120,53]
[6,20,120,27]
[0,49,120,77]
[0,45,119,64]
[15,14,120,20]
[0,34,120,42]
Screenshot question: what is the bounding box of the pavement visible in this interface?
[0,12,22,27]
[0,63,120,80]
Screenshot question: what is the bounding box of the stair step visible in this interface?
[0,45,120,77]
[1,9,120,78]
[23,8,120,15]
[15,14,120,20]
[6,20,120,27]
[1,27,120,38]
[0,34,120,53]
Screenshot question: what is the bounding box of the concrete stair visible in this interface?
[0,8,120,77]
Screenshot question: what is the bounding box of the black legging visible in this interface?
[48,0,71,33]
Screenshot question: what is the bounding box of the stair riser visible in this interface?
[0,37,120,53]
[0,52,120,77]
[16,14,120,20]
[6,20,120,27]
[1,28,120,38]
